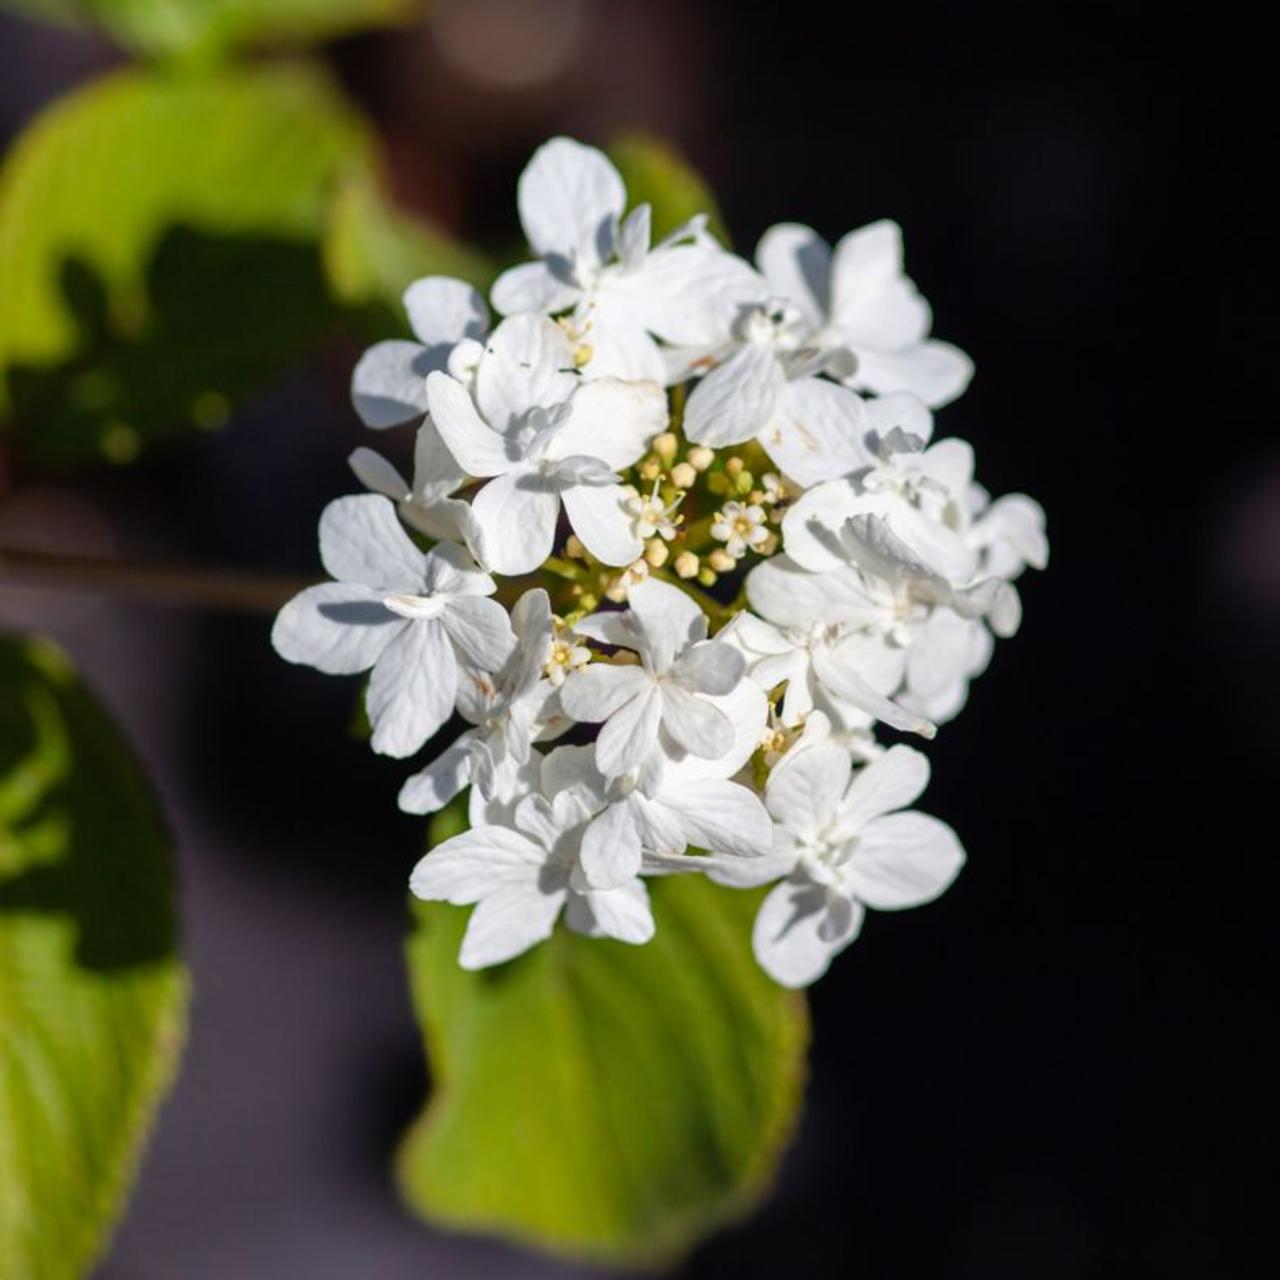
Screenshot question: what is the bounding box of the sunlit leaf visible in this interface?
[0,0,416,62]
[0,63,374,467]
[0,635,188,1280]
[398,804,807,1266]
[609,134,730,245]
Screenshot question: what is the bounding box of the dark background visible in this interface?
[1,2,1273,1276]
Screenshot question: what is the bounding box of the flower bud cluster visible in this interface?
[273,138,1047,986]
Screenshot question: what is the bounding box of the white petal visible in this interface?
[659,684,734,759]
[850,340,974,409]
[490,260,580,316]
[425,370,520,478]
[551,377,667,470]
[746,554,879,628]
[403,276,488,348]
[841,744,930,829]
[841,276,931,350]
[469,470,561,575]
[271,583,400,675]
[398,735,476,814]
[906,611,978,702]
[560,663,653,722]
[442,595,517,671]
[595,684,663,778]
[474,313,577,433]
[656,779,773,858]
[576,306,668,383]
[614,202,651,269]
[683,342,783,448]
[864,391,935,445]
[349,447,408,501]
[627,791,688,855]
[658,678,768,787]
[351,339,432,429]
[765,742,851,835]
[969,493,1049,577]
[319,494,424,590]
[829,220,906,314]
[758,377,874,487]
[842,513,948,591]
[810,644,936,739]
[539,742,609,813]
[367,619,456,758]
[849,812,964,910]
[781,481,861,573]
[420,539,496,597]
[644,847,794,888]
[627,577,706,672]
[516,136,625,265]
[459,879,566,968]
[920,437,974,495]
[578,800,642,889]
[410,825,545,902]
[605,242,765,348]
[753,879,862,988]
[573,608,638,650]
[560,481,643,567]
[755,222,831,328]
[668,639,745,696]
[566,880,654,945]
[410,417,466,503]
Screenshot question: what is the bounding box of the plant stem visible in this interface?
[0,545,309,614]
[543,555,586,582]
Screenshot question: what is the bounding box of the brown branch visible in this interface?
[0,546,310,614]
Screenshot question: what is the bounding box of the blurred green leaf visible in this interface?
[0,63,373,467]
[323,174,496,342]
[399,804,808,1267]
[608,134,729,245]
[0,0,416,62]
[0,634,188,1280]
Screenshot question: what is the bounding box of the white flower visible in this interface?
[741,512,1017,732]
[731,551,937,737]
[426,315,667,574]
[623,477,683,541]
[664,721,964,987]
[560,578,747,778]
[755,220,973,408]
[490,137,761,383]
[409,764,655,969]
[782,407,978,583]
[350,276,489,428]
[711,500,769,559]
[750,735,965,986]
[836,513,1021,638]
[681,299,879,488]
[968,492,1050,580]
[558,679,772,890]
[348,417,475,547]
[398,589,567,815]
[271,495,514,758]
[543,617,592,687]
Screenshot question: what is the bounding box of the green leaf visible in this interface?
[398,807,808,1267]
[0,0,415,63]
[323,174,496,343]
[608,134,730,245]
[0,635,188,1280]
[0,63,374,467]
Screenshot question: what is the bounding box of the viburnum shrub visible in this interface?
[272,137,1047,988]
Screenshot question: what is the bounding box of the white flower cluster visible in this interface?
[273,138,1047,987]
